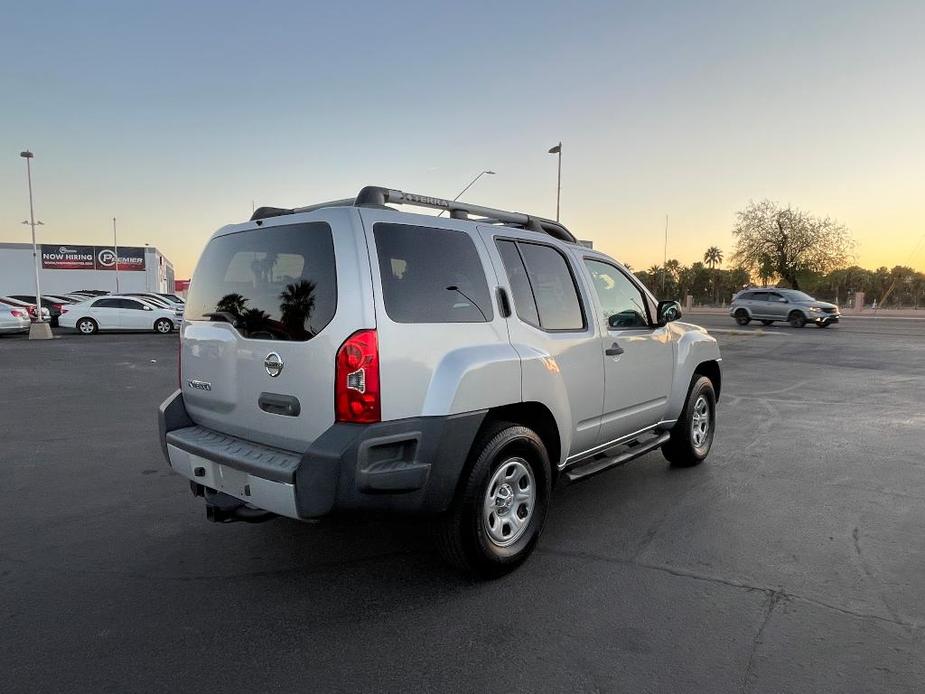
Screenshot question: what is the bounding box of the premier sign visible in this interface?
[41,244,146,271]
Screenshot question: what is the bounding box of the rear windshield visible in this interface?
[185,222,336,341]
[374,223,493,323]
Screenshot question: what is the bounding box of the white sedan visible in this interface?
[0,306,31,334]
[59,295,179,335]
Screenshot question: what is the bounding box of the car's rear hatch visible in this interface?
[180,209,375,452]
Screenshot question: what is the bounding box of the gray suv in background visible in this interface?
[159,186,722,577]
[730,288,840,328]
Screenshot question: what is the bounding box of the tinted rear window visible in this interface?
[185,222,336,341]
[374,223,492,323]
[517,242,585,331]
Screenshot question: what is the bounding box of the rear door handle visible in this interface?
[605,342,624,356]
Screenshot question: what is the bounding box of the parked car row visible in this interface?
[0,290,183,334]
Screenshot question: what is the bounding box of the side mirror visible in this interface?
[143,305,153,311]
[656,300,682,326]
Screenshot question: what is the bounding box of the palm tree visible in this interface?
[703,246,724,304]
[215,293,248,317]
[279,279,317,339]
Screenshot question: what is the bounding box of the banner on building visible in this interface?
[40,245,96,270]
[41,245,146,271]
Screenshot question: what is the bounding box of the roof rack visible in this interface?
[250,186,577,243]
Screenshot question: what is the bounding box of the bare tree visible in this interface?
[731,200,853,290]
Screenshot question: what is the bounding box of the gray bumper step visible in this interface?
[165,426,301,483]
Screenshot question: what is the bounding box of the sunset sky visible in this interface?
[2,1,923,278]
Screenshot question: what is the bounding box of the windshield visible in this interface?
[788,291,816,302]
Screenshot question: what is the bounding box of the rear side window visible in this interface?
[374,223,493,323]
[496,241,540,327]
[516,242,585,331]
[185,222,337,341]
[92,298,120,308]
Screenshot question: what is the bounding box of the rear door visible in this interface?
[117,298,151,329]
[89,298,123,328]
[481,229,605,458]
[749,291,769,318]
[180,208,375,452]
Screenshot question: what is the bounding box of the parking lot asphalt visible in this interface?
[1,320,923,693]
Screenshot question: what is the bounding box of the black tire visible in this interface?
[662,375,716,467]
[734,309,751,326]
[76,317,98,335]
[788,311,806,328]
[760,320,774,326]
[154,318,174,334]
[437,422,551,578]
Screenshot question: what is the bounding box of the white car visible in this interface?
[0,296,51,322]
[0,306,30,334]
[59,295,179,334]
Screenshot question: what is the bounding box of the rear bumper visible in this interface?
[158,390,485,520]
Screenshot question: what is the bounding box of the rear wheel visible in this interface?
[734,309,751,326]
[662,376,716,467]
[437,423,551,578]
[788,311,806,328]
[76,317,98,335]
[154,318,174,334]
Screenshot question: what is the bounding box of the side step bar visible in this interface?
[565,432,670,483]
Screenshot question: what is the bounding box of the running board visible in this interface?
[564,432,670,483]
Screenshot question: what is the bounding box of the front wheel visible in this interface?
[154,318,174,334]
[734,310,751,326]
[662,376,716,467]
[437,423,551,578]
[788,311,806,328]
[76,317,98,335]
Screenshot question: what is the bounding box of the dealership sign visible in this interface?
[41,245,146,271]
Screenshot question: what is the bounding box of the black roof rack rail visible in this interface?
[251,186,577,243]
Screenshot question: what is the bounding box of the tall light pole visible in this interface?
[112,217,120,293]
[436,170,495,217]
[20,150,52,339]
[548,143,562,221]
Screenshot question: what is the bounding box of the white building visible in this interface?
[0,242,175,295]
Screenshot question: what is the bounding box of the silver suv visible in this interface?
[158,186,722,576]
[730,288,840,328]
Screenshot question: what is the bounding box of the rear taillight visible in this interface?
[27,305,37,317]
[335,329,380,423]
[52,303,63,312]
[60,307,69,315]
[10,309,26,319]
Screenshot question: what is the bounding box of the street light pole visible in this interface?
[113,217,120,293]
[548,143,562,221]
[20,150,52,339]
[436,170,496,217]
